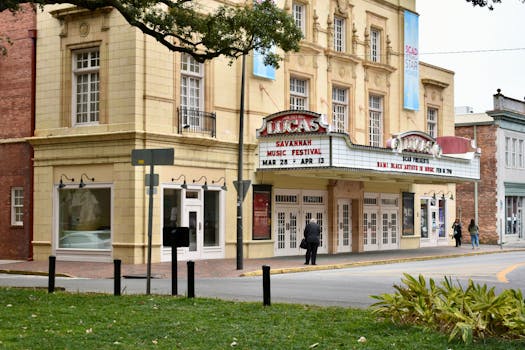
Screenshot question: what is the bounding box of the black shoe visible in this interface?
[304,262,309,265]
[312,263,317,265]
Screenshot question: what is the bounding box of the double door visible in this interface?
[275,205,327,256]
[363,206,398,251]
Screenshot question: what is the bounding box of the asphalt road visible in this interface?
[1,251,524,308]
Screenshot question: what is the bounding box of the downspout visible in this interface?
[28,27,37,260]
[474,125,478,225]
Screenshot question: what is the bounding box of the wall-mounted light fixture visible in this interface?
[212,177,228,191]
[425,190,454,201]
[58,174,74,189]
[79,173,95,188]
[171,175,188,189]
[193,176,208,190]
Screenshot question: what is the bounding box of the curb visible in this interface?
[239,248,525,277]
[0,269,73,278]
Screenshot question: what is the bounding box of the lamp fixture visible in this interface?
[425,190,454,201]
[79,173,95,188]
[171,175,188,189]
[58,174,74,189]
[193,176,208,190]
[212,177,228,191]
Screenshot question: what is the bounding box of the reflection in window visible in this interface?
[59,188,111,250]
[204,190,219,246]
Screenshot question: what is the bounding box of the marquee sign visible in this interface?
[256,110,329,137]
[256,111,480,181]
[387,131,442,157]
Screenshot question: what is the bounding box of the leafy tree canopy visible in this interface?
[467,0,525,10]
[0,0,302,67]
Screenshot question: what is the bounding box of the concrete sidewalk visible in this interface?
[1,244,524,279]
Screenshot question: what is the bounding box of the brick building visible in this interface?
[456,90,525,245]
[0,4,36,259]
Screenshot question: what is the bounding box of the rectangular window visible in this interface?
[427,107,438,138]
[181,53,204,127]
[518,140,523,169]
[290,77,308,110]
[73,48,100,125]
[11,187,23,226]
[292,2,306,36]
[334,16,345,52]
[332,86,348,133]
[369,94,383,147]
[370,28,381,63]
[512,138,517,168]
[505,137,510,167]
[58,188,111,250]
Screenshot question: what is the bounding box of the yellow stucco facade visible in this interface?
[30,0,476,264]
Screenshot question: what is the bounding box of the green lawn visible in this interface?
[0,288,523,349]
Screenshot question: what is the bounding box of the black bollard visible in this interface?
[114,259,121,296]
[48,255,56,293]
[262,265,271,306]
[172,245,178,296]
[187,260,195,298]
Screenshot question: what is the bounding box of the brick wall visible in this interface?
[0,5,35,259]
[455,124,499,244]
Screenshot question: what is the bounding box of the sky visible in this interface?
[415,0,525,113]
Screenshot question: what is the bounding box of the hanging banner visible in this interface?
[403,10,419,111]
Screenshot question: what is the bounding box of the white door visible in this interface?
[363,208,379,251]
[381,209,399,249]
[183,205,203,260]
[275,206,300,256]
[303,207,327,254]
[337,199,352,252]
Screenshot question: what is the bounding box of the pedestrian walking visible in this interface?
[303,218,320,265]
[468,218,480,249]
[452,218,462,247]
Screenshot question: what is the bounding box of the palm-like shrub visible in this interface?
[371,273,525,344]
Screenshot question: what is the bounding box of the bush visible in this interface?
[371,273,525,344]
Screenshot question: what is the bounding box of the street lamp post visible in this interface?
[236,53,246,270]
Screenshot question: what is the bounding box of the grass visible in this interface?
[0,288,524,349]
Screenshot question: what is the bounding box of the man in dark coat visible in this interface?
[303,218,321,265]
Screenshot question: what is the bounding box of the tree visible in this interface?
[467,0,525,10]
[0,0,302,67]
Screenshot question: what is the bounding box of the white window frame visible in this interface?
[512,138,517,168]
[505,137,510,167]
[427,107,438,138]
[181,53,204,127]
[334,16,345,52]
[332,86,348,133]
[369,94,383,147]
[290,77,308,110]
[518,139,523,169]
[370,28,381,63]
[72,48,100,126]
[11,187,24,226]
[292,2,306,36]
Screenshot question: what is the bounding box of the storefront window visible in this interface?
[506,196,523,237]
[58,188,111,250]
[420,199,428,238]
[204,190,219,246]
[438,200,446,238]
[163,188,181,227]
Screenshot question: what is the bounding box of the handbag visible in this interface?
[300,238,307,249]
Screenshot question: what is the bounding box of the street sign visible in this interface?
[131,148,174,166]
[233,180,251,201]
[145,174,159,187]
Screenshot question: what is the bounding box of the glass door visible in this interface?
[337,199,352,252]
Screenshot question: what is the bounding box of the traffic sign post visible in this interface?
[131,148,174,295]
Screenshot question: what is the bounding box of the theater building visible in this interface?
[30,0,479,263]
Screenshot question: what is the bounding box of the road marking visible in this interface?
[497,262,525,283]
